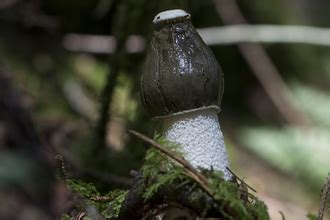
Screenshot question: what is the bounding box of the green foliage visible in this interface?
[104,190,128,219]
[248,200,270,220]
[143,166,186,200]
[208,170,269,220]
[141,134,189,200]
[211,180,250,219]
[306,213,318,220]
[67,179,128,219]
[60,214,73,220]
[141,134,181,180]
[141,134,269,219]
[67,179,99,197]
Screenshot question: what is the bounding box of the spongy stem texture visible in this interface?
[162,108,231,180]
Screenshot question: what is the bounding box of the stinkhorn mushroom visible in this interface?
[141,9,231,180]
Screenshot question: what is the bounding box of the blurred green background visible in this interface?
[0,0,329,219]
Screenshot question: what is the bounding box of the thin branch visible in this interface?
[213,0,309,126]
[95,2,130,151]
[226,167,256,193]
[198,25,330,46]
[63,34,117,54]
[128,130,213,197]
[95,61,120,150]
[63,25,330,54]
[91,195,113,202]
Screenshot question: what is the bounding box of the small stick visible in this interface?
[226,167,257,193]
[91,195,113,202]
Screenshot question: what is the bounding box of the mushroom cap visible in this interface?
[153,9,191,24]
[141,10,224,118]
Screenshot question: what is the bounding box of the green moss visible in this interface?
[140,134,269,219]
[141,134,188,200]
[104,190,128,219]
[65,134,269,219]
[67,179,128,219]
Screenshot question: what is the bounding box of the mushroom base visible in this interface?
[162,108,231,180]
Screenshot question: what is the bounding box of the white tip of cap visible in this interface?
[153,9,190,24]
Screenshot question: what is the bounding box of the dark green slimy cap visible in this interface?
[141,9,224,118]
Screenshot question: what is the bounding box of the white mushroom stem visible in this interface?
[162,108,231,180]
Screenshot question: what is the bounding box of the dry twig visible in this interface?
[95,2,132,151]
[198,25,330,46]
[226,167,256,193]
